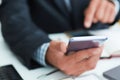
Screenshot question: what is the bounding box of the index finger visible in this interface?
[84,0,100,28]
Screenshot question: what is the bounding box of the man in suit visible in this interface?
[0,0,120,76]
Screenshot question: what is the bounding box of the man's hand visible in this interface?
[84,0,116,28]
[46,40,103,76]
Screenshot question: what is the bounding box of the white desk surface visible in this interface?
[0,23,120,80]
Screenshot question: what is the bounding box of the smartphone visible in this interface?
[66,36,107,54]
[0,65,23,80]
[103,65,120,80]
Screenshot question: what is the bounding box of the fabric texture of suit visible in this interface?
[0,0,120,69]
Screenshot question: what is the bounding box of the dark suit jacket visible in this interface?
[0,0,120,69]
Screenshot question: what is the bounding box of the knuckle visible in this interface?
[64,70,72,76]
[57,60,66,71]
[96,13,102,21]
[100,18,106,23]
[74,54,80,62]
[58,64,65,71]
[74,73,81,77]
[59,65,71,75]
[93,48,102,55]
[60,66,75,76]
[87,48,98,56]
[100,16,105,22]
[74,55,77,62]
[66,72,72,76]
[85,14,92,21]
[88,63,96,69]
[90,65,96,69]
[109,19,114,23]
[109,15,115,23]
[110,5,114,10]
[108,3,114,11]
[112,7,115,12]
[109,2,114,8]
[87,60,97,69]
[85,9,94,19]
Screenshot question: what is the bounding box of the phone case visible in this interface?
[67,36,107,54]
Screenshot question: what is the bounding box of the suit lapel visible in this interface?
[54,0,69,18]
[70,0,90,29]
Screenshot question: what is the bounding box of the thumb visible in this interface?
[58,42,67,53]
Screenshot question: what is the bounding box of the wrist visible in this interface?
[46,41,67,68]
[33,43,50,67]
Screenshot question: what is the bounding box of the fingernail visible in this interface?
[85,22,91,28]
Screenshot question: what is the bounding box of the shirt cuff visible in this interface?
[33,43,50,67]
[111,0,120,16]
[0,0,2,5]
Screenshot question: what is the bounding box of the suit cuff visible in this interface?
[111,0,120,16]
[33,43,50,67]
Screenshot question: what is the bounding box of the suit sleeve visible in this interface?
[0,0,50,69]
[114,0,120,22]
